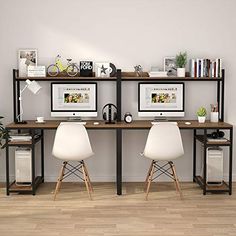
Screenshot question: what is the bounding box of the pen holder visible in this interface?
[210,112,219,122]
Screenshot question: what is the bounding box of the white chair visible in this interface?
[52,122,94,200]
[142,122,184,200]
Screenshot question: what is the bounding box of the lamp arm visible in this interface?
[17,84,28,122]
[20,84,28,97]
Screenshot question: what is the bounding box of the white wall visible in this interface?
[0,0,236,182]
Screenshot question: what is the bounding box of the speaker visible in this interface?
[208,131,225,139]
[102,103,117,124]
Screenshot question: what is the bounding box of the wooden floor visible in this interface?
[0,182,236,236]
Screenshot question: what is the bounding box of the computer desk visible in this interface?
[5,120,233,195]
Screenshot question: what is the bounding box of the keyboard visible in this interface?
[151,122,177,125]
[61,122,86,125]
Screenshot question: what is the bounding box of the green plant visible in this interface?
[197,107,207,117]
[175,52,187,68]
[0,116,9,149]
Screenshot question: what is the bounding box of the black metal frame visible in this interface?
[9,69,228,196]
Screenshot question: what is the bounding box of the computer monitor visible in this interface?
[51,82,97,119]
[138,82,185,119]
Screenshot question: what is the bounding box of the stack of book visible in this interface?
[149,71,168,77]
[189,58,222,78]
[9,133,32,142]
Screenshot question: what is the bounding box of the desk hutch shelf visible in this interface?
[5,68,232,195]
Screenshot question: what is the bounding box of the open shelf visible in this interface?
[121,72,222,81]
[195,135,231,146]
[9,176,43,193]
[195,176,230,193]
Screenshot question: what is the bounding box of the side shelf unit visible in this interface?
[5,129,44,195]
[193,128,233,195]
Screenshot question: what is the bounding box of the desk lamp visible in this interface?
[16,79,42,124]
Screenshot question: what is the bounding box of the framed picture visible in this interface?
[18,49,37,77]
[164,57,177,76]
[94,62,113,77]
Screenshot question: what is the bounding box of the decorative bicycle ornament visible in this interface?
[47,55,79,77]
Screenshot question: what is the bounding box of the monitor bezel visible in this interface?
[138,82,185,113]
[51,82,98,113]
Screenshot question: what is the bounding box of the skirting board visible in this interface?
[1,174,236,182]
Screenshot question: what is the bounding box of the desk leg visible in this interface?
[229,127,233,195]
[6,142,10,196]
[203,129,207,195]
[193,129,196,182]
[41,129,44,183]
[117,129,122,195]
[31,130,36,195]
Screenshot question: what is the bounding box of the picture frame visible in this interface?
[94,62,112,77]
[164,57,177,76]
[18,49,37,77]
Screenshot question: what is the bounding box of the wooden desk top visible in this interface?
[6,120,233,130]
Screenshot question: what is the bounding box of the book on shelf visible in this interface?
[207,137,228,142]
[10,136,32,141]
[9,132,40,141]
[148,71,168,77]
[189,58,222,78]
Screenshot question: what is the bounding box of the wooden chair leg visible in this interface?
[169,162,179,193]
[54,161,67,201]
[144,161,154,190]
[170,162,183,198]
[81,163,92,200]
[82,161,93,192]
[145,162,155,200]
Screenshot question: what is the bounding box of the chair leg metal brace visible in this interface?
[145,161,182,200]
[54,161,93,200]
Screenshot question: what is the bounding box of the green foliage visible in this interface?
[197,107,207,117]
[0,117,9,149]
[175,52,187,68]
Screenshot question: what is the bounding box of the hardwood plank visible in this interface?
[0,182,236,236]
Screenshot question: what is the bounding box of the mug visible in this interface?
[36,116,44,123]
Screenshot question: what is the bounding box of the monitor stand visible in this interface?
[67,117,82,122]
[153,117,169,122]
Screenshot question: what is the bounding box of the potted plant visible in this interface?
[197,107,207,123]
[175,52,187,77]
[0,116,9,149]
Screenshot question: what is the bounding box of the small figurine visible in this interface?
[134,65,143,77]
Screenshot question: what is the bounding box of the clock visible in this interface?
[124,112,133,123]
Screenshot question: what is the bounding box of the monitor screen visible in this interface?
[51,82,97,118]
[138,82,185,117]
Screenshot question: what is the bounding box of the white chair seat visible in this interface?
[143,122,184,199]
[52,122,94,200]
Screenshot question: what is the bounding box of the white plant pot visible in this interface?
[198,116,206,123]
[177,68,185,77]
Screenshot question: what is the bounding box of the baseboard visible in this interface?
[1,174,236,182]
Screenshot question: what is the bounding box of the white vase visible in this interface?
[177,68,185,77]
[198,116,206,123]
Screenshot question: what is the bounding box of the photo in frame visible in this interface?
[164,57,177,76]
[18,49,37,77]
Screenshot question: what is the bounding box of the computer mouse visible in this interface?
[185,122,191,125]
[93,122,99,125]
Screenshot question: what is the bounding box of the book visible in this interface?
[80,61,93,77]
[149,71,168,77]
[189,59,195,77]
[207,138,228,142]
